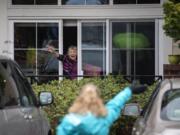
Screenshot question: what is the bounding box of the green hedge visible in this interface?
[32,76,156,135]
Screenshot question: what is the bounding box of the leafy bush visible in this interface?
[32,76,156,135]
[163,0,180,41]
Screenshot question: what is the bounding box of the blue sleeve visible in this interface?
[105,87,132,125]
[56,114,81,135]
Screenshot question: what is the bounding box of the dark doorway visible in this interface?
[63,26,77,54]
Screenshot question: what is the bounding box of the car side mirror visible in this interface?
[39,91,53,106]
[123,103,141,116]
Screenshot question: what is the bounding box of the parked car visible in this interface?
[123,79,180,135]
[0,55,53,135]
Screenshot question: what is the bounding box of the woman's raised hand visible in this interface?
[47,46,56,53]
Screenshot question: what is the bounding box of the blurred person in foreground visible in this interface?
[56,83,147,135]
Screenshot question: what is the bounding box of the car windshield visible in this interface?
[161,89,180,121]
[0,62,20,107]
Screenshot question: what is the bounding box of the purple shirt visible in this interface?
[57,54,77,79]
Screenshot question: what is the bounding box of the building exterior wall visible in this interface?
[7,5,162,19]
[0,0,8,55]
[158,19,172,76]
[0,0,175,78]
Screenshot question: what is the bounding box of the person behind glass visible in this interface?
[47,45,77,79]
[56,83,147,135]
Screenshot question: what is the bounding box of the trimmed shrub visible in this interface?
[32,76,156,135]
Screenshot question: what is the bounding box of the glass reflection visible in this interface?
[86,0,109,4]
[62,0,108,5]
[37,50,59,75]
[14,23,36,48]
[37,50,59,83]
[37,23,59,49]
[14,22,59,83]
[82,22,106,76]
[12,0,34,5]
[112,21,155,84]
[62,0,84,5]
[12,0,58,5]
[36,0,57,5]
[82,23,106,49]
[14,50,36,74]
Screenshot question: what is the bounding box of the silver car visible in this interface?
[0,56,53,135]
[123,79,180,135]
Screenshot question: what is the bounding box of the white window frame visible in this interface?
[77,20,109,77]
[8,0,163,6]
[8,19,159,79]
[109,19,158,76]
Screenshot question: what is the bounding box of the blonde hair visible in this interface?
[68,83,107,117]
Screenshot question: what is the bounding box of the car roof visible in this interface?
[161,78,180,92]
[145,78,180,132]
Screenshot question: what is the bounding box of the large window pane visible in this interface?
[161,89,180,121]
[82,22,106,76]
[37,23,59,82]
[62,0,108,5]
[112,21,155,84]
[14,22,59,83]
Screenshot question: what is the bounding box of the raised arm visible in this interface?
[105,87,132,125]
[105,85,147,125]
[47,45,61,60]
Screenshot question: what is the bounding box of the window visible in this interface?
[0,62,19,107]
[14,23,59,83]
[114,0,160,4]
[81,22,106,76]
[12,66,37,107]
[161,89,180,121]
[111,21,155,84]
[62,0,109,5]
[12,0,58,5]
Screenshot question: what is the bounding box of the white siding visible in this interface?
[0,0,8,55]
[158,19,172,75]
[7,5,163,19]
